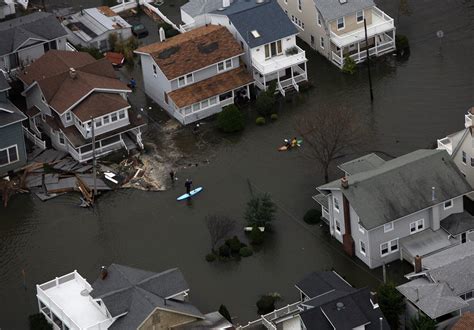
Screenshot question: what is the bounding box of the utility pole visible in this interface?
[382,262,387,283]
[364,19,374,102]
[90,116,97,198]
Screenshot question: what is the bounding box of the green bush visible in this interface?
[256,92,275,116]
[217,105,245,133]
[239,246,253,257]
[256,117,266,126]
[256,293,281,315]
[270,113,278,121]
[250,226,264,245]
[396,34,410,57]
[409,313,436,330]
[342,56,357,74]
[29,313,52,330]
[378,282,405,329]
[244,193,276,227]
[218,244,231,258]
[303,209,321,225]
[205,253,216,262]
[75,45,104,59]
[225,236,242,254]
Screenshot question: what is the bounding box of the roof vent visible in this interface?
[339,0,347,3]
[336,302,345,310]
[69,67,77,79]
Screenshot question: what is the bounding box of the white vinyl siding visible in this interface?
[383,222,394,233]
[409,219,424,234]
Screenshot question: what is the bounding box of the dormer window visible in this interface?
[178,73,194,87]
[337,17,345,30]
[217,59,233,72]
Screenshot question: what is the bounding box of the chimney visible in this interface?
[341,177,349,189]
[159,27,166,42]
[100,266,108,280]
[222,0,230,8]
[69,68,77,79]
[370,291,378,305]
[379,317,383,330]
[414,255,422,273]
[431,187,436,201]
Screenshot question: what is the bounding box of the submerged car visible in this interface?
[132,23,148,38]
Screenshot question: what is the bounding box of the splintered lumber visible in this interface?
[75,175,93,204]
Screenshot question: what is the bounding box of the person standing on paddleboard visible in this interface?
[185,179,192,194]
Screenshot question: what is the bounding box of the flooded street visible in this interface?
[1,0,473,328]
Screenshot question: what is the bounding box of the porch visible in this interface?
[253,63,307,97]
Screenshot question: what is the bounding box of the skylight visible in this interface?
[251,30,260,38]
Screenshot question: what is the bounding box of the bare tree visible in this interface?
[295,106,367,183]
[205,215,236,251]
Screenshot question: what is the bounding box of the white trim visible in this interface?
[443,199,453,210]
[383,222,394,233]
[0,144,19,167]
[360,240,366,256]
[334,219,341,235]
[380,238,399,257]
[320,36,325,49]
[177,73,194,87]
[298,0,302,11]
[356,10,364,23]
[409,219,424,234]
[358,222,365,234]
[217,59,233,73]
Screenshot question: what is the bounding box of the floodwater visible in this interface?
[2,0,473,328]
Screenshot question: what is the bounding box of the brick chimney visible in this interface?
[414,255,422,273]
[341,177,349,189]
[100,266,108,280]
[342,194,355,256]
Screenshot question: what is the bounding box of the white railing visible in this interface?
[465,114,473,128]
[322,207,330,220]
[330,7,394,47]
[179,22,195,33]
[65,42,77,52]
[437,138,453,155]
[23,126,46,149]
[239,301,302,329]
[253,46,306,75]
[143,1,180,32]
[332,51,343,66]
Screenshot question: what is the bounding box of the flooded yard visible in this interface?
[1,0,473,328]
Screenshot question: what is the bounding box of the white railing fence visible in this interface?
[23,126,46,149]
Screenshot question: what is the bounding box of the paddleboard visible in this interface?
[177,187,203,201]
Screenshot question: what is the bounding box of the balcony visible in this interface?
[330,7,395,48]
[252,45,306,75]
[437,137,453,155]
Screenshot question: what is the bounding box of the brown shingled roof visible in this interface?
[73,93,129,121]
[168,67,253,108]
[97,6,117,17]
[452,312,474,330]
[20,50,130,114]
[135,25,244,80]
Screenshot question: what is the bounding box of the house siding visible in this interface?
[25,85,52,116]
[138,309,197,330]
[139,54,172,112]
[328,9,373,36]
[452,132,474,187]
[0,122,27,175]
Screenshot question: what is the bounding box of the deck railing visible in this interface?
[252,46,306,75]
[239,301,302,329]
[23,126,46,149]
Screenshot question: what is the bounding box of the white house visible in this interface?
[180,0,308,96]
[314,149,474,269]
[135,24,254,125]
[278,0,396,69]
[60,6,132,52]
[19,50,146,162]
[0,12,68,75]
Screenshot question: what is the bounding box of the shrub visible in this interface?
[205,253,216,262]
[256,92,275,116]
[217,105,245,133]
[108,32,118,51]
[378,282,405,329]
[303,209,321,225]
[250,226,264,245]
[409,313,436,330]
[218,244,231,258]
[225,236,242,254]
[244,193,276,227]
[256,293,281,315]
[270,113,278,121]
[114,36,140,64]
[29,313,52,330]
[256,117,266,126]
[342,56,357,74]
[396,34,410,57]
[285,46,299,56]
[75,45,104,59]
[239,246,253,257]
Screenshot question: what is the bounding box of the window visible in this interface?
[380,238,399,257]
[209,96,218,105]
[0,145,19,166]
[201,99,209,109]
[360,241,366,256]
[65,112,72,122]
[192,103,200,112]
[358,223,365,234]
[444,199,453,209]
[320,37,325,49]
[183,106,192,115]
[58,133,65,145]
[462,151,467,164]
[298,0,302,11]
[219,91,233,101]
[384,222,394,233]
[471,157,474,167]
[461,291,473,301]
[103,115,110,125]
[264,40,282,59]
[178,76,185,87]
[335,219,341,234]
[356,10,364,23]
[410,219,424,234]
[333,196,339,212]
[186,73,193,84]
[217,59,233,72]
[153,64,157,75]
[311,35,315,45]
[317,12,322,26]
[111,113,118,122]
[95,119,102,128]
[284,0,287,3]
[337,17,345,30]
[118,110,126,119]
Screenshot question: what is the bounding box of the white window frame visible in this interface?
[95,118,102,128]
[384,222,394,233]
[335,219,341,234]
[177,73,194,88]
[217,59,233,72]
[360,240,366,256]
[337,17,345,30]
[320,37,325,49]
[380,238,399,257]
[0,145,19,167]
[409,219,424,234]
[118,109,126,120]
[462,151,467,164]
[356,10,364,23]
[58,133,65,145]
[65,112,72,122]
[317,12,322,26]
[444,199,453,210]
[333,196,339,212]
[298,0,302,11]
[103,115,110,125]
[111,113,118,122]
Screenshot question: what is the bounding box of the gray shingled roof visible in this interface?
[0,12,67,56]
[440,211,474,236]
[318,150,472,230]
[314,0,375,21]
[0,100,27,128]
[0,73,10,91]
[90,264,204,329]
[422,241,474,270]
[295,271,354,298]
[227,1,298,48]
[397,279,468,319]
[338,153,385,175]
[181,0,222,18]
